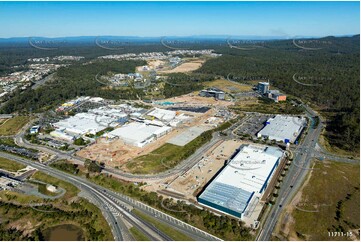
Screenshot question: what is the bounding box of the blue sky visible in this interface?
[0,1,359,38]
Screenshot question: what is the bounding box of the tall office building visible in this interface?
[257,82,270,94]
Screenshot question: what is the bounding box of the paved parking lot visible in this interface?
[0,144,38,159]
[234,113,274,137]
[167,126,210,146]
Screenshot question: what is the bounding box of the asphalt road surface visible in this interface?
[0,151,221,241]
[257,103,359,241]
[11,105,359,241]
[15,121,225,182]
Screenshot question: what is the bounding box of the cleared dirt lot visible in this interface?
[168,139,244,199]
[158,59,205,73]
[146,59,166,70]
[142,139,255,201]
[77,126,186,168]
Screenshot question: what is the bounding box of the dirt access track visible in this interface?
[162,92,234,107]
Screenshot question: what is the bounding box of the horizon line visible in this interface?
[0,34,359,40]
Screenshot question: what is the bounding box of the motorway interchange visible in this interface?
[4,102,359,241]
[0,151,220,241]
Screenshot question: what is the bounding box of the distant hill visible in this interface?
[0,34,358,44]
[196,34,360,152]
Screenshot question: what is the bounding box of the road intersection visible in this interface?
[0,151,221,241]
[257,104,359,241]
[6,103,359,241]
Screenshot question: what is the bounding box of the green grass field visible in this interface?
[129,227,150,241]
[28,181,59,197]
[126,119,238,174]
[31,171,80,199]
[133,209,193,241]
[126,130,212,174]
[0,116,30,136]
[0,156,26,172]
[127,143,185,174]
[290,160,360,241]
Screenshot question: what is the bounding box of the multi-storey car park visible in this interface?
[197,144,285,227]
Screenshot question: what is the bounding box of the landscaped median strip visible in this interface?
[129,226,151,241]
[133,209,194,241]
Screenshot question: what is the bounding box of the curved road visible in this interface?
[0,151,221,241]
[0,151,125,240]
[12,106,359,241]
[257,103,359,241]
[15,122,224,182]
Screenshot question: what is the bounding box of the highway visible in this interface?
[257,104,359,241]
[0,151,125,240]
[14,121,225,182]
[0,151,221,241]
[11,105,359,241]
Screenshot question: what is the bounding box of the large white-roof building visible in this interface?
[51,102,150,142]
[148,108,176,122]
[52,106,134,139]
[50,130,75,141]
[88,107,128,119]
[147,108,191,127]
[52,113,109,136]
[108,122,172,147]
[257,115,306,143]
[198,144,284,219]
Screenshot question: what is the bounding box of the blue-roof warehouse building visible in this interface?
[197,144,284,219]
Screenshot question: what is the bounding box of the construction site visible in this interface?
[43,86,291,227]
[74,94,235,169]
[142,139,246,200]
[138,139,288,228]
